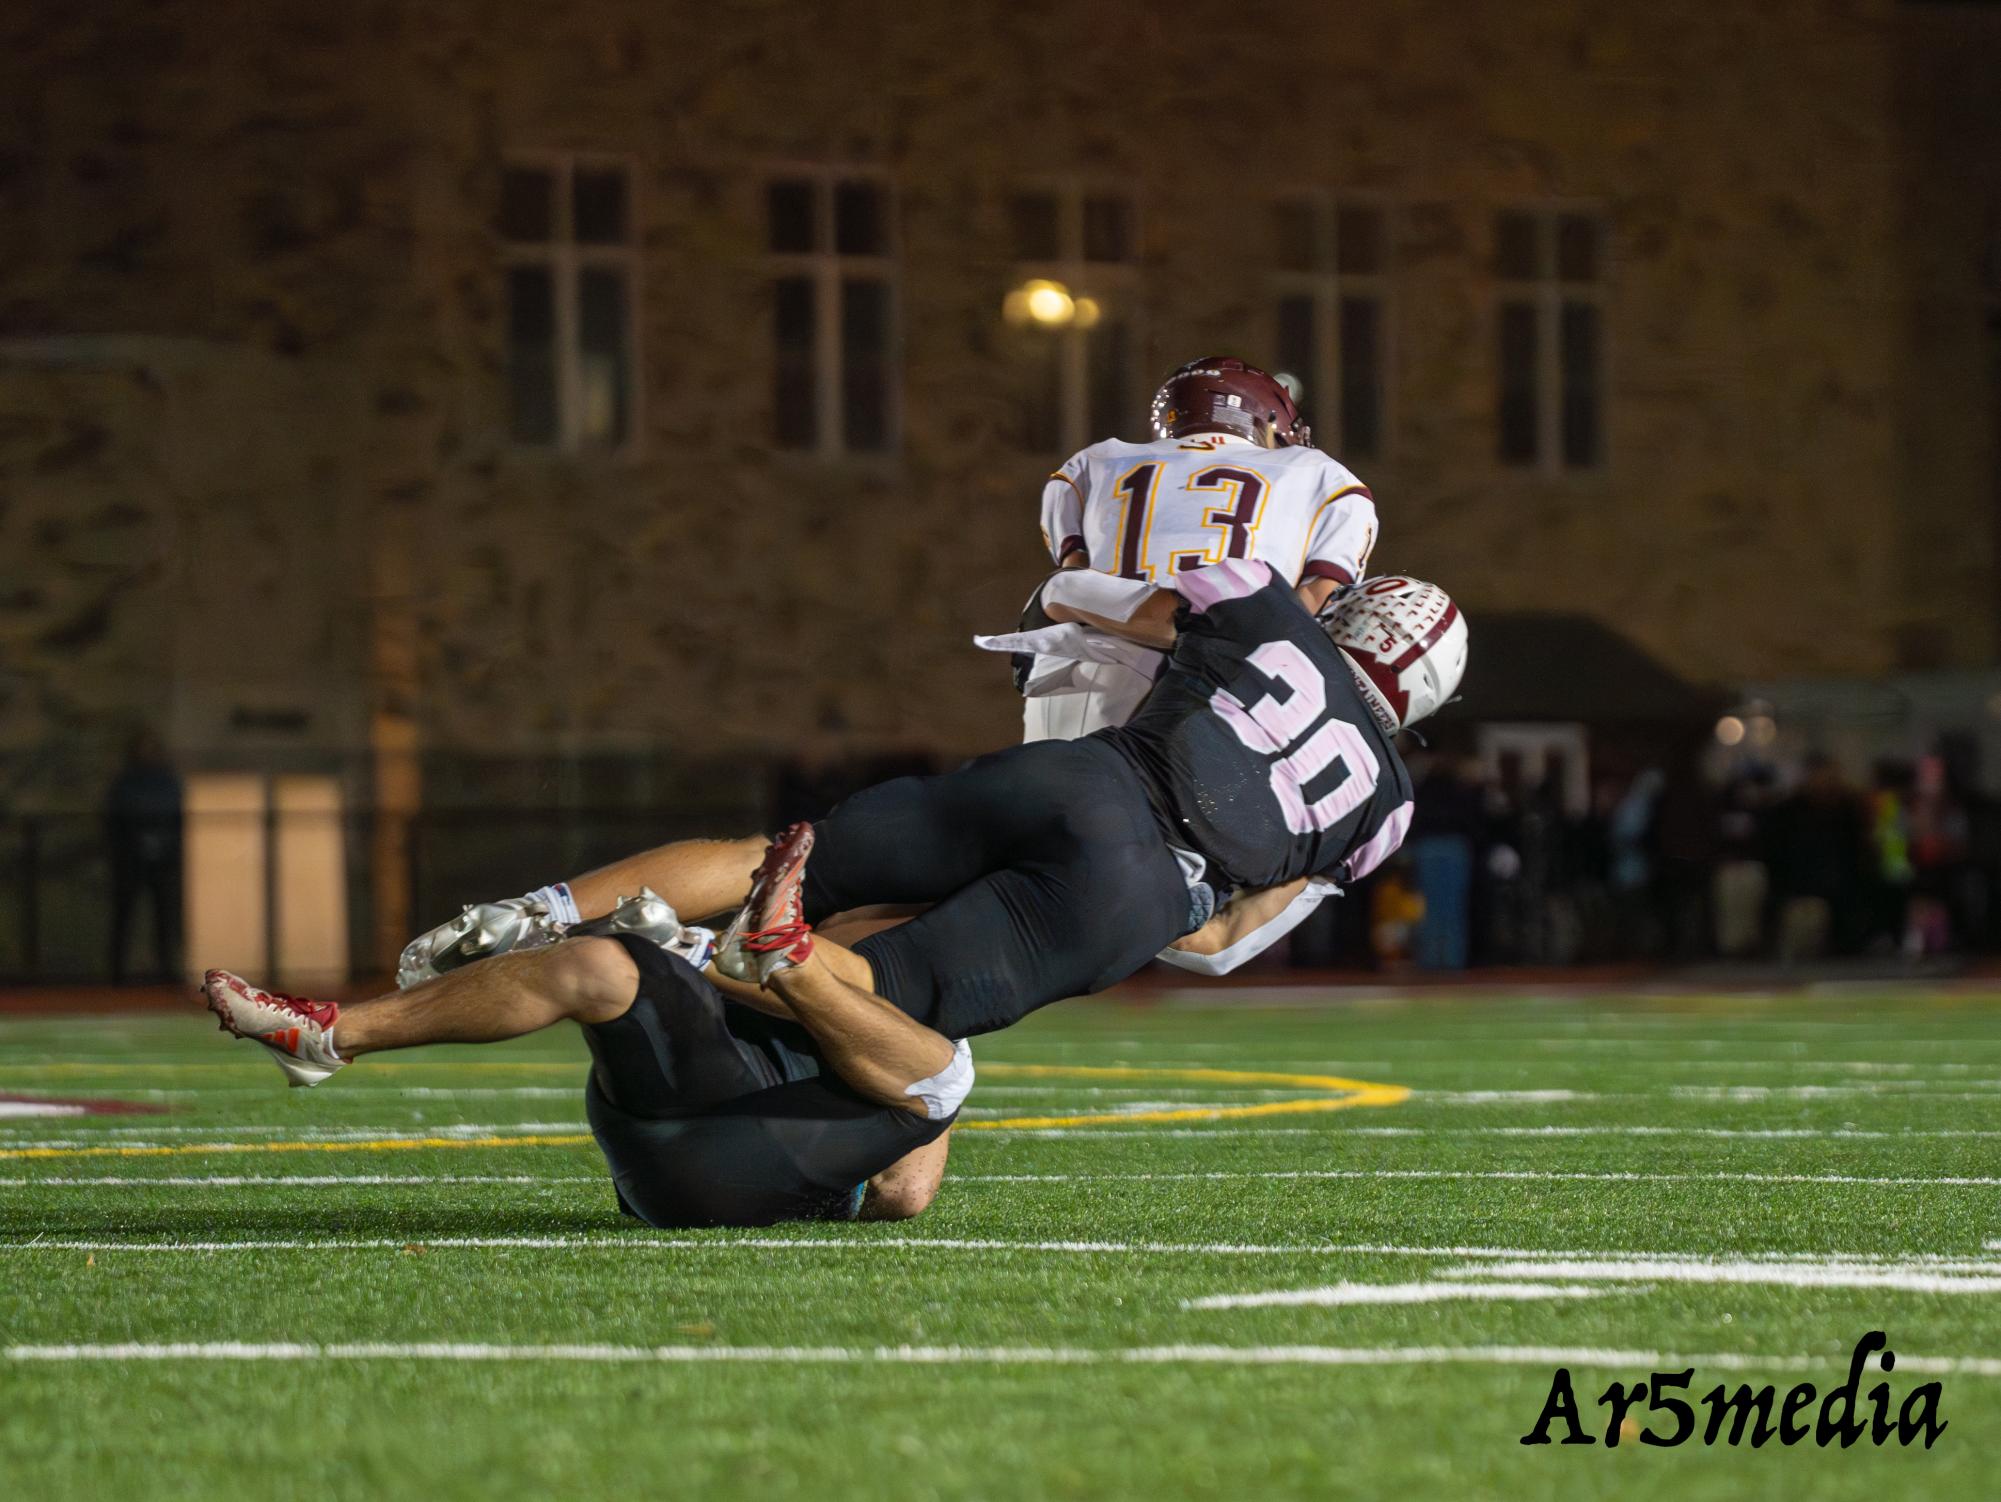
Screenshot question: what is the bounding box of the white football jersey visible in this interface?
[1025,433,1377,741]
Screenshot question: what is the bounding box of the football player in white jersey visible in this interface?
[1024,356,1379,742]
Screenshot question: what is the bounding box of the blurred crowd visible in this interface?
[1358,748,2001,971]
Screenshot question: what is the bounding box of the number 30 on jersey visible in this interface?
[1211,641,1379,835]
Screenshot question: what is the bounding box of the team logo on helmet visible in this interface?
[1320,576,1468,733]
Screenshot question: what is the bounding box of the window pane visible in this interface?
[1336,205,1385,276]
[1557,214,1600,283]
[1009,192,1061,262]
[1497,300,1539,464]
[835,180,887,256]
[506,265,558,443]
[572,167,629,245]
[1274,293,1319,439]
[1082,194,1133,263]
[1560,299,1602,467]
[841,277,892,452]
[1087,317,1131,438]
[768,179,816,254]
[577,266,632,448]
[1495,211,1541,281]
[773,275,817,448]
[1013,331,1064,451]
[499,167,554,243]
[1272,200,1317,273]
[1339,294,1383,460]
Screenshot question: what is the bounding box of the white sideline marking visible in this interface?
[951,1168,2001,1187]
[1447,1259,2001,1295]
[0,1102,89,1118]
[1184,1281,1619,1309]
[7,1341,2001,1375]
[1423,1090,1592,1104]
[8,1235,2001,1267]
[0,1175,602,1188]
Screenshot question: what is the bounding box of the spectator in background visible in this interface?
[106,729,183,983]
[1608,769,1663,956]
[1406,756,1483,969]
[1770,754,1866,961]
[1713,767,1774,957]
[1905,753,1969,957]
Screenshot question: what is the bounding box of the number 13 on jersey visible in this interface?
[1113,462,1270,582]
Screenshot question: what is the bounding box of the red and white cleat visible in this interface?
[715,823,817,986]
[201,969,346,1088]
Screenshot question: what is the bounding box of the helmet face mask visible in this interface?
[1150,357,1311,449]
[1319,576,1469,734]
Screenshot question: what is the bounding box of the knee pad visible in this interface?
[904,1038,974,1121]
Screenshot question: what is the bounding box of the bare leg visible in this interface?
[335,938,639,1057]
[762,936,955,1115]
[566,835,768,924]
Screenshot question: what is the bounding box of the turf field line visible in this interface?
[948,1168,2001,1187]
[0,1174,603,1187]
[7,1341,2001,1375]
[1439,1258,2001,1295]
[1179,1281,1620,1307]
[0,1133,594,1161]
[0,1121,593,1141]
[8,1235,2000,1264]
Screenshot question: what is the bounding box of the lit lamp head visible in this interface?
[1004,278,1077,328]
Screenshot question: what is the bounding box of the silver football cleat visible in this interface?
[567,887,716,970]
[396,897,564,990]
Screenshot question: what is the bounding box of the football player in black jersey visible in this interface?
[713,558,1467,1039]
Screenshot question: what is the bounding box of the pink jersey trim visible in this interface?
[1176,558,1276,614]
[1342,800,1412,883]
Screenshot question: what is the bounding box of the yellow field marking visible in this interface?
[962,1063,1408,1131]
[0,1064,1407,1157]
[0,1135,595,1162]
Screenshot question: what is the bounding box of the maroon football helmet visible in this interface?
[1149,356,1311,448]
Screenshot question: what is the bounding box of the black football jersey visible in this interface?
[1094,560,1413,892]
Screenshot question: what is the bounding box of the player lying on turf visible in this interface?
[1020,356,1379,742]
[201,888,962,1228]
[399,561,1466,1044]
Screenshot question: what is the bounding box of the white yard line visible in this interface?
[0,1174,602,1188]
[950,1169,2001,1187]
[1441,1258,2001,1295]
[6,1341,2000,1375]
[1184,1281,1620,1308]
[7,1235,2001,1266]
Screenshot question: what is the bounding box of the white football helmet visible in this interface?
[1319,575,1467,733]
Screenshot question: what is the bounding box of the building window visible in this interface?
[765,172,898,456]
[500,158,637,451]
[1495,208,1606,469]
[1269,198,1390,462]
[1004,185,1141,453]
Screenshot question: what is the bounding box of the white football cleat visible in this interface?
[201,969,346,1088]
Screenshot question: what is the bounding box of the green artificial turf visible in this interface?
[1,987,1998,1499]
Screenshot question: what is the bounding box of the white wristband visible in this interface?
[905,1038,974,1121]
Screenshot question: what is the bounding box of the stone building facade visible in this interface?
[1,0,1997,970]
